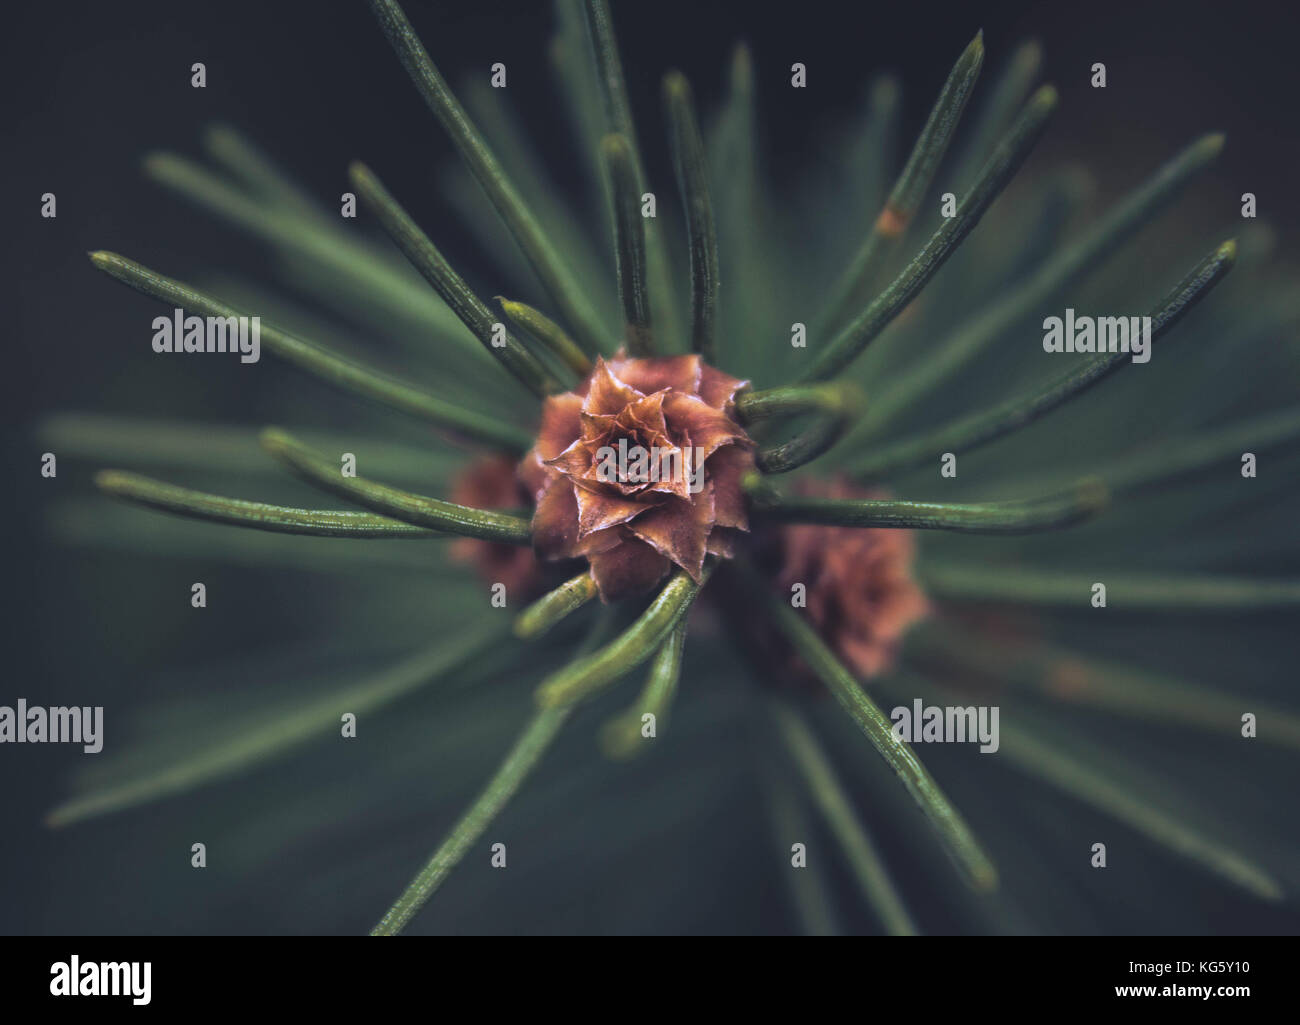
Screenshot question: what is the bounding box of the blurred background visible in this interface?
[4,0,1299,934]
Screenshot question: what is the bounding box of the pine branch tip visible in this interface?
[347,160,374,186]
[1077,476,1110,513]
[92,469,131,494]
[1016,38,1043,65]
[1200,132,1226,156]
[870,75,900,105]
[201,122,236,146]
[663,68,690,100]
[140,152,174,176]
[257,426,295,454]
[730,41,753,86]
[600,132,632,159]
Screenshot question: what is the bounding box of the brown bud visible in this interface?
[523,353,755,600]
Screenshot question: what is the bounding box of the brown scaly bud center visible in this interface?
[520,352,755,600]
